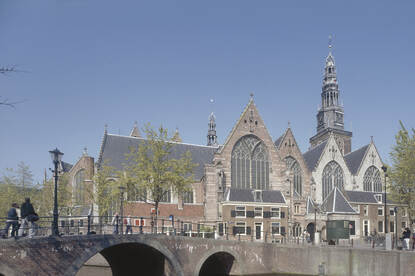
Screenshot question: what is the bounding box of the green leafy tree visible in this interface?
[37,173,72,217]
[124,124,196,228]
[389,121,415,224]
[92,162,119,218]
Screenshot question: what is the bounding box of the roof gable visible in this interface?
[303,141,328,171]
[344,144,369,175]
[322,187,356,214]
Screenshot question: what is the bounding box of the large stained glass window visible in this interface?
[322,161,344,200]
[284,156,302,196]
[363,166,382,192]
[231,135,269,190]
[74,169,85,205]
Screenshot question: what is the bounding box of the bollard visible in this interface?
[162,219,165,234]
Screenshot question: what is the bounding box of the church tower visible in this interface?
[310,38,352,154]
[207,112,218,146]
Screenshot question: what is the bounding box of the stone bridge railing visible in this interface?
[0,234,415,276]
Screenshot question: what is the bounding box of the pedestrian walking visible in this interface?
[403,228,411,250]
[1,203,20,239]
[112,212,119,234]
[18,198,38,238]
[125,215,133,234]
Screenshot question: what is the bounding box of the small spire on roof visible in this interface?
[104,124,108,134]
[250,92,254,101]
[328,35,333,52]
[370,136,374,143]
[172,127,182,143]
[83,147,88,156]
[288,121,291,129]
[130,121,141,138]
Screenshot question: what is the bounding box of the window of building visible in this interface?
[375,194,382,203]
[402,208,407,217]
[231,135,270,190]
[285,156,303,196]
[271,222,280,235]
[294,204,300,214]
[235,206,246,217]
[378,221,384,233]
[322,161,344,200]
[363,166,382,192]
[127,186,147,202]
[402,221,407,229]
[390,221,395,233]
[390,208,395,216]
[234,222,246,235]
[364,205,368,216]
[74,169,85,205]
[363,220,370,237]
[270,207,280,218]
[160,189,171,203]
[378,208,383,216]
[254,207,263,218]
[182,190,194,204]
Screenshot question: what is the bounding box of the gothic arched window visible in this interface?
[74,169,85,205]
[231,135,269,190]
[363,166,382,192]
[285,156,302,196]
[322,161,344,200]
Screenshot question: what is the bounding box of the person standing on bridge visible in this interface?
[112,212,120,234]
[18,198,37,238]
[1,203,20,239]
[125,215,132,234]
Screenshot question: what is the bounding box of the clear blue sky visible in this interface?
[1,0,414,183]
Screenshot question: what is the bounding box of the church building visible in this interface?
[65,44,409,242]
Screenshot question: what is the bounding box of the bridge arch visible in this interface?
[194,246,243,276]
[64,236,184,276]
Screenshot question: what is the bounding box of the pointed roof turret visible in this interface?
[172,127,182,143]
[207,112,218,146]
[130,121,141,138]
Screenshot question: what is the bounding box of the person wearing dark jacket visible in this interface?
[403,227,411,250]
[18,198,37,238]
[1,203,19,238]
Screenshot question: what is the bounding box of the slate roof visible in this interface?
[321,187,357,214]
[345,190,396,204]
[274,135,284,149]
[344,144,369,175]
[226,188,286,204]
[99,134,218,180]
[302,141,327,171]
[61,161,73,173]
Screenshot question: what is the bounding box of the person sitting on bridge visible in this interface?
[1,203,20,239]
[18,198,37,238]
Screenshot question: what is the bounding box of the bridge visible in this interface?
[1,234,415,276]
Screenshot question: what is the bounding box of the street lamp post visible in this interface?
[119,186,125,235]
[49,148,64,236]
[381,166,388,233]
[285,169,292,240]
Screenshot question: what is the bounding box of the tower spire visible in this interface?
[207,112,218,146]
[309,37,352,154]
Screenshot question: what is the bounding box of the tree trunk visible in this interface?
[154,201,159,234]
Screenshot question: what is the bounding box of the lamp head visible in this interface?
[49,148,64,163]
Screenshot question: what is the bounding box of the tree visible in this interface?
[37,173,72,217]
[124,124,196,230]
[389,121,415,224]
[92,162,119,218]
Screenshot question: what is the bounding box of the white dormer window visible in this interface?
[375,194,382,203]
[254,190,262,202]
